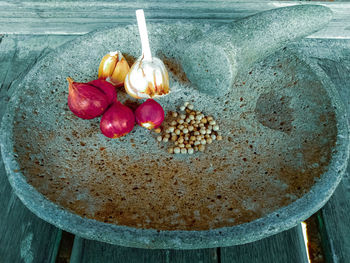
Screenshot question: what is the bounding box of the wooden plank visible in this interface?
[0,1,349,38]
[0,34,76,263]
[221,225,308,263]
[319,171,350,263]
[70,236,218,263]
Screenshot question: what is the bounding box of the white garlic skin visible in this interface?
[124,56,169,99]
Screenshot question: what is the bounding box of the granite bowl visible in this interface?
[1,16,349,249]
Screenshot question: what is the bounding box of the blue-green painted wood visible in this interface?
[70,236,218,263]
[221,225,308,263]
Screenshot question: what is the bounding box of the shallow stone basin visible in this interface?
[1,13,349,248]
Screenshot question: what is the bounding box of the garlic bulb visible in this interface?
[98,51,130,87]
[124,56,169,99]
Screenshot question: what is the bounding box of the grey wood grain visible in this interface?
[221,225,308,263]
[0,34,76,263]
[70,236,218,263]
[0,1,349,38]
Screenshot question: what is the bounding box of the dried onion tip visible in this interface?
[67,77,117,119]
[100,101,135,138]
[98,51,130,87]
[135,99,164,130]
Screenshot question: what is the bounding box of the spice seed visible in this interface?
[174,147,180,154]
[213,125,219,131]
[181,148,187,154]
[157,136,162,142]
[154,128,161,133]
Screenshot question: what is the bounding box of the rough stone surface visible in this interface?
[0,16,349,249]
[181,5,333,95]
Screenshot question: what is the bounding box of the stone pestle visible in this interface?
[181,5,333,96]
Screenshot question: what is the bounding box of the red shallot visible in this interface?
[100,101,135,138]
[67,77,116,119]
[88,79,117,105]
[135,99,164,130]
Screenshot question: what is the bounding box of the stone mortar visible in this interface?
[0,8,349,249]
[181,5,333,95]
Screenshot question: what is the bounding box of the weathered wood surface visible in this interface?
[0,1,349,38]
[70,236,218,263]
[69,226,308,263]
[221,225,308,263]
[0,35,75,263]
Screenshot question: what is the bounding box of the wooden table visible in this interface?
[0,1,349,262]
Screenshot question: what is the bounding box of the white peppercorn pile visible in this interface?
[156,102,222,154]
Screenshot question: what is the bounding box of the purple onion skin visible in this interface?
[100,101,135,138]
[135,99,164,130]
[88,79,117,105]
[67,77,111,120]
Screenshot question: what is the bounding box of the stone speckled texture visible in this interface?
[0,8,349,249]
[181,5,333,96]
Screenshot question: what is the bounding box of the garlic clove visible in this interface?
[98,51,130,87]
[110,56,130,87]
[98,52,117,79]
[124,56,169,99]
